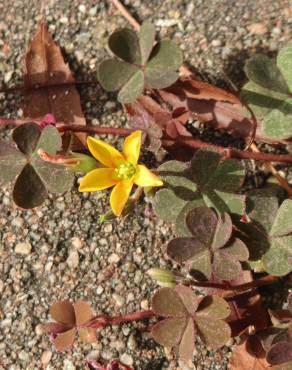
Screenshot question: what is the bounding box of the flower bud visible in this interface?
[71,153,98,174]
[147,268,176,288]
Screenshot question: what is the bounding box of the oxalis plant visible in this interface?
[1,3,292,369]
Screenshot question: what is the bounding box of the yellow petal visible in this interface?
[123,130,142,164]
[134,165,163,187]
[110,180,133,216]
[87,136,124,168]
[79,168,117,192]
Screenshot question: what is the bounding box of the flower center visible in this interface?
[114,161,136,180]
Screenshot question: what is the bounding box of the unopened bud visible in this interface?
[71,153,98,174]
[147,268,176,288]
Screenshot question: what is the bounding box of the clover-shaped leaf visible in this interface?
[153,149,245,235]
[167,207,249,281]
[151,287,231,362]
[43,300,96,351]
[241,46,292,140]
[235,189,292,276]
[98,21,183,104]
[0,123,74,209]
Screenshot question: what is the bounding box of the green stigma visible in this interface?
[114,161,136,180]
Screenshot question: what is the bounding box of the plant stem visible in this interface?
[84,310,156,329]
[0,80,100,94]
[111,0,140,30]
[57,124,131,136]
[187,275,280,293]
[2,119,292,164]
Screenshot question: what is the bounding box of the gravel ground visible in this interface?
[0,1,292,369]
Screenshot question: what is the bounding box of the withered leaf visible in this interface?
[23,19,86,147]
[44,299,96,351]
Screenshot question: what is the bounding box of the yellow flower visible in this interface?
[79,131,163,216]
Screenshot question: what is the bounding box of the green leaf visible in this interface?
[145,68,179,89]
[277,44,292,92]
[270,200,292,237]
[139,20,156,65]
[261,237,292,276]
[32,157,74,193]
[1,123,73,209]
[244,54,289,93]
[36,125,62,154]
[236,190,292,276]
[167,207,248,281]
[246,188,279,234]
[190,149,221,188]
[12,122,41,155]
[147,40,183,71]
[154,150,246,231]
[117,69,144,104]
[153,160,197,223]
[0,143,26,186]
[263,109,292,140]
[108,28,141,64]
[153,188,188,223]
[191,149,246,215]
[241,81,291,119]
[13,164,47,209]
[97,59,138,92]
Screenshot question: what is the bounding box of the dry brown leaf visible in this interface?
[230,336,270,370]
[170,77,240,104]
[23,19,86,147]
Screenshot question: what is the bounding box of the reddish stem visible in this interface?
[188,275,279,293]
[84,310,156,329]
[0,80,100,94]
[2,119,292,164]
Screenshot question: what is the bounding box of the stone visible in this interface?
[112,293,125,307]
[15,242,32,255]
[66,250,79,269]
[247,23,268,35]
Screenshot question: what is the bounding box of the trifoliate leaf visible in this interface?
[167,207,249,281]
[235,190,292,276]
[241,47,292,140]
[154,149,246,233]
[97,22,183,103]
[0,123,73,209]
[151,287,230,361]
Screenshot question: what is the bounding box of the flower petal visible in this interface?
[123,130,142,164]
[110,180,133,216]
[87,136,124,168]
[53,328,76,352]
[79,168,117,192]
[134,165,163,187]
